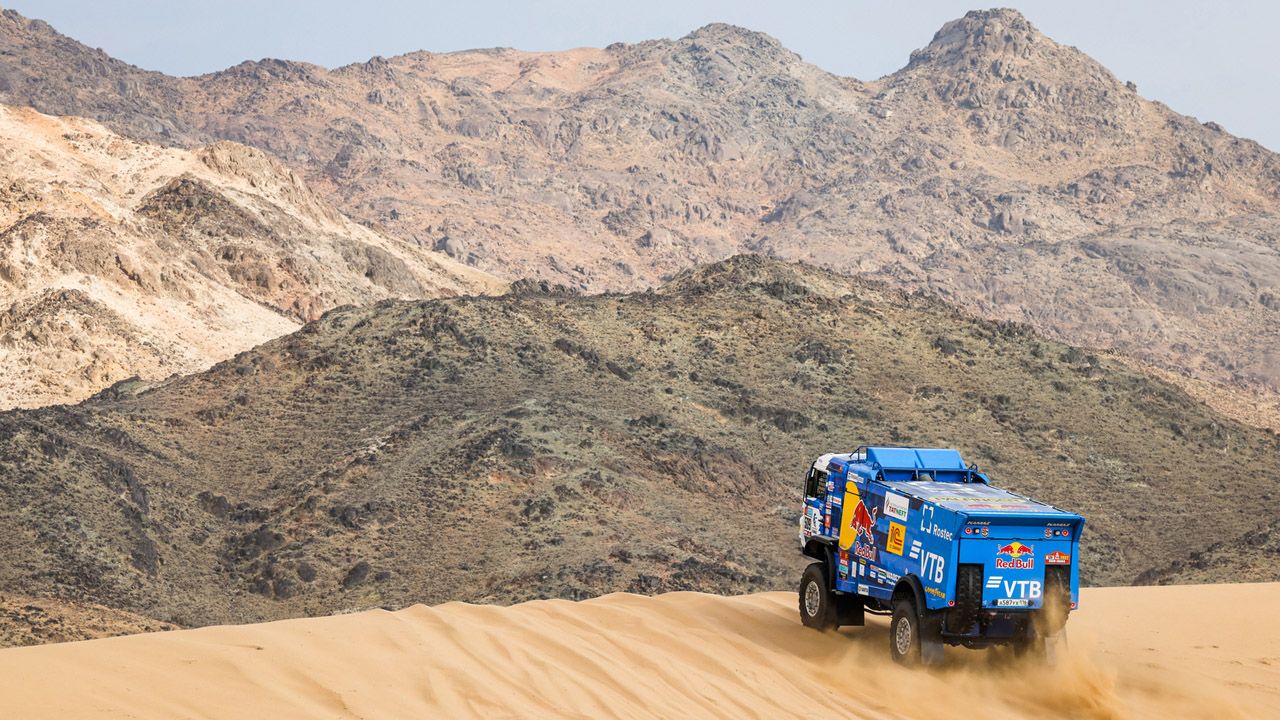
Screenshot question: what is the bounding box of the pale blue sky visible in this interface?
[8,1,1278,150]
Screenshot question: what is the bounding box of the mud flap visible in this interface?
[835,594,864,627]
[921,636,944,665]
[920,612,945,665]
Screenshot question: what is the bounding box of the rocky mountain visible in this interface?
[2,7,1277,406]
[0,104,502,408]
[0,256,1275,642]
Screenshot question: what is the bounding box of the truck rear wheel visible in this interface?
[1035,567,1072,636]
[889,599,921,665]
[799,562,837,630]
[946,564,982,634]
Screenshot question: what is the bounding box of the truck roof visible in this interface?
[824,446,974,483]
[881,480,1076,517]
[821,445,1082,519]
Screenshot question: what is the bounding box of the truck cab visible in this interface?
[797,446,1084,664]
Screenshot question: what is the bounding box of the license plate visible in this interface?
[995,599,1030,607]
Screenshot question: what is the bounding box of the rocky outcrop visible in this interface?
[0,105,504,408]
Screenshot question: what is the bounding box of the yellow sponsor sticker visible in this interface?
[887,522,906,556]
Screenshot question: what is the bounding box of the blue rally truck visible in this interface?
[797,447,1084,664]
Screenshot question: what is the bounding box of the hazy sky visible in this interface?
[9,0,1278,150]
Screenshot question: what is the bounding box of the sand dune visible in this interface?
[0,584,1276,719]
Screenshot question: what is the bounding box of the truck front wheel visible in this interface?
[798,562,837,630]
[889,599,922,665]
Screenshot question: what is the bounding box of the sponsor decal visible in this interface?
[930,496,1029,504]
[995,598,1030,607]
[838,483,878,553]
[997,541,1034,558]
[853,541,876,562]
[966,502,1038,510]
[848,490,877,545]
[995,558,1034,569]
[858,563,866,577]
[886,522,906,556]
[802,506,821,538]
[924,586,946,600]
[988,578,1041,598]
[883,492,910,522]
[993,543,1034,566]
[830,495,843,506]
[919,505,954,542]
[1045,550,1070,565]
[857,583,869,595]
[921,551,945,584]
[908,540,923,560]
[880,569,901,585]
[995,542,1035,570]
[916,502,957,540]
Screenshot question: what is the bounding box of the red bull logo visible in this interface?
[838,483,878,555]
[995,541,1035,570]
[853,541,876,562]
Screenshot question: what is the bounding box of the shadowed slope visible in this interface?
[0,256,1275,639]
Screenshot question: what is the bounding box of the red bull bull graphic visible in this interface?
[851,499,877,545]
[994,541,1035,569]
[838,483,879,553]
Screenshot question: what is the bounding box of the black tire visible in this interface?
[799,562,837,630]
[946,564,982,634]
[889,598,922,665]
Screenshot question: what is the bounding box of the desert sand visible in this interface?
[0,583,1275,719]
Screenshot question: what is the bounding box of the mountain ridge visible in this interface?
[3,7,1275,408]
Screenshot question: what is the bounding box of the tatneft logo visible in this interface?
[883,492,910,522]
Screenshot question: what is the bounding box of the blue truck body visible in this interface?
[798,446,1084,661]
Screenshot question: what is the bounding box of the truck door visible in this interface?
[801,466,829,540]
